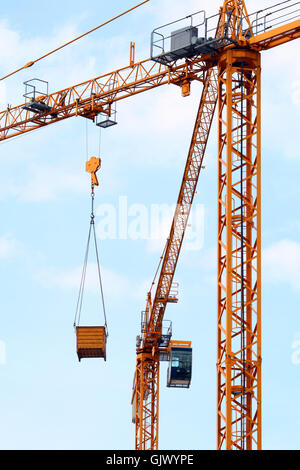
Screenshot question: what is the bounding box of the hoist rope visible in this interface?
[85,120,89,161]
[149,240,167,295]
[74,185,108,336]
[98,127,102,158]
[74,221,92,327]
[92,210,108,334]
[0,0,150,83]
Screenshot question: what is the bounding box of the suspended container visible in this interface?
[76,326,107,362]
[167,346,192,388]
[74,158,108,362]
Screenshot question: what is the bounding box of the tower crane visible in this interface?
[0,0,300,451]
[132,0,300,450]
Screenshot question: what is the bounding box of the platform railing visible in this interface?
[248,0,300,36]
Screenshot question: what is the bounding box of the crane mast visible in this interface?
[217,48,261,450]
[215,0,261,450]
[0,57,207,141]
[134,0,300,450]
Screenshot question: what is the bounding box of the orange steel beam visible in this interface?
[217,48,261,450]
[221,0,252,40]
[0,57,208,142]
[135,352,160,450]
[135,65,219,449]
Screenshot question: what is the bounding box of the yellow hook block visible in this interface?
[86,156,101,186]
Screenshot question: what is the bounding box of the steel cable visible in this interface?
[74,187,108,335]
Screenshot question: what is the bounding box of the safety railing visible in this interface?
[23,78,49,103]
[248,0,300,36]
[150,10,238,64]
[151,10,206,62]
[150,0,300,64]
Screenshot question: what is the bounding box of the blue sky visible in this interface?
[0,0,299,450]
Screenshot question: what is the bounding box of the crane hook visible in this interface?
[86,156,101,187]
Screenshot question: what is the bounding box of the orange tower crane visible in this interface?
[132,0,300,450]
[0,0,300,451]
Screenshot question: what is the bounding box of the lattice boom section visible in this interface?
[135,354,159,450]
[217,49,262,450]
[0,58,206,141]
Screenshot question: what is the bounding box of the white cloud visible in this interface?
[0,234,19,259]
[263,239,300,290]
[120,82,201,136]
[0,162,88,203]
[34,262,149,302]
[18,164,87,203]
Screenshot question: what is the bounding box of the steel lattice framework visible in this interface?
[0,58,207,141]
[0,0,300,451]
[135,352,160,449]
[217,48,261,450]
[135,66,219,449]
